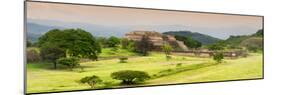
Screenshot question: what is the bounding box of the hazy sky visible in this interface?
[26,2,263,39]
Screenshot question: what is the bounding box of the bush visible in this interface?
[119,57,128,63]
[166,55,172,60]
[111,70,150,84]
[56,57,80,70]
[80,75,102,88]
[176,63,182,67]
[162,43,173,57]
[102,81,114,88]
[213,52,224,63]
[27,49,41,62]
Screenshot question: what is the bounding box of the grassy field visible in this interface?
[26,50,263,93]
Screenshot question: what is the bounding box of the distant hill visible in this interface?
[26,22,63,42]
[225,29,263,46]
[163,31,221,45]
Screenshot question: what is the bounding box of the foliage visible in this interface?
[207,41,226,51]
[27,52,263,93]
[225,29,263,47]
[127,41,136,52]
[254,29,263,37]
[176,63,182,67]
[163,31,221,45]
[162,43,173,60]
[111,70,150,84]
[225,35,249,46]
[240,37,263,52]
[27,40,32,47]
[121,38,134,49]
[174,35,202,49]
[135,35,152,56]
[56,57,80,70]
[27,48,40,62]
[119,57,128,63]
[213,52,224,63]
[38,29,101,60]
[106,36,120,47]
[96,37,108,48]
[40,46,65,69]
[80,75,102,88]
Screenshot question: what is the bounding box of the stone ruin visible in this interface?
[125,31,188,51]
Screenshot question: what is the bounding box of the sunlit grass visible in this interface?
[26,51,263,93]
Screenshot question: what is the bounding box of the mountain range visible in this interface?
[26,22,222,45]
[27,19,258,45]
[163,31,221,45]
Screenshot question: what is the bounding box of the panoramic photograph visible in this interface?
[25,1,263,94]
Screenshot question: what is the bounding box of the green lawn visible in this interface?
[26,51,263,93]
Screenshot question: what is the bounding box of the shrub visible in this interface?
[166,55,172,60]
[102,81,114,88]
[162,43,173,59]
[176,63,182,67]
[121,38,129,49]
[80,75,102,88]
[27,49,41,62]
[56,57,80,70]
[111,70,150,84]
[213,52,224,63]
[119,57,128,63]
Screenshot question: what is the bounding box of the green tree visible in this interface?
[27,48,40,62]
[56,57,80,70]
[80,75,103,88]
[38,29,101,61]
[40,46,65,69]
[106,36,120,47]
[121,38,134,49]
[135,35,152,56]
[162,43,173,60]
[208,41,226,51]
[254,29,263,37]
[111,70,150,84]
[213,52,224,63]
[96,37,108,48]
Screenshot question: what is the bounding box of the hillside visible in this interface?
[163,31,221,45]
[225,29,263,46]
[26,22,63,42]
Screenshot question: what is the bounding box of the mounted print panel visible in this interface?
[25,1,264,94]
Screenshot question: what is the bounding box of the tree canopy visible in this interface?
[162,43,173,59]
[111,70,150,84]
[135,35,152,56]
[207,41,226,51]
[254,29,263,37]
[106,36,121,47]
[38,29,101,60]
